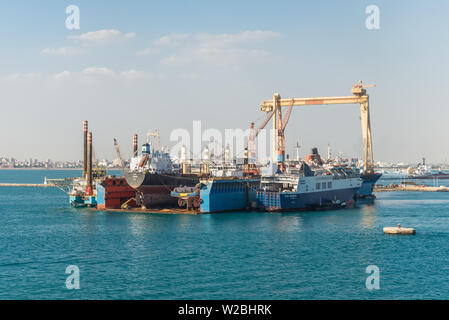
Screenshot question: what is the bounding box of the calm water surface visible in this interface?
[1,170,449,299]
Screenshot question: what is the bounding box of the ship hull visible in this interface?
[69,195,97,208]
[96,177,137,209]
[199,178,259,213]
[256,187,359,212]
[357,172,382,199]
[124,171,199,208]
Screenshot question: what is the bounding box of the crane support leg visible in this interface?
[260,82,376,172]
[272,93,280,163]
[277,97,283,165]
[360,98,373,172]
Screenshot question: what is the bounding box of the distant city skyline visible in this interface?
[1,1,448,163]
[1,154,446,169]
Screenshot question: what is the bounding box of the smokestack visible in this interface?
[133,134,138,157]
[225,145,231,163]
[83,120,88,178]
[86,132,93,194]
[295,142,300,161]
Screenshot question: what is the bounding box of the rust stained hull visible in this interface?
[124,171,199,208]
[96,177,137,209]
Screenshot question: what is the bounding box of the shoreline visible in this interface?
[374,184,449,192]
[0,168,82,171]
[0,168,120,171]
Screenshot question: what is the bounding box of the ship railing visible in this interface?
[45,178,75,194]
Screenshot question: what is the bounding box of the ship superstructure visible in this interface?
[256,161,361,211]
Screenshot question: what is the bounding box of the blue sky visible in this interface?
[0,1,448,163]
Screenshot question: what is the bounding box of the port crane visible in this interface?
[256,81,375,173]
[113,138,125,173]
[146,130,161,150]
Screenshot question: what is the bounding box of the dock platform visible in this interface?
[374,184,449,192]
[0,183,55,187]
[90,207,201,215]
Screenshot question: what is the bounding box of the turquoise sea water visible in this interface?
[1,170,449,299]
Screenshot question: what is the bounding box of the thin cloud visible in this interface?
[68,29,136,42]
[136,47,160,56]
[154,33,190,46]
[41,29,136,58]
[3,68,151,83]
[52,70,72,80]
[195,30,280,47]
[82,67,115,77]
[119,69,150,80]
[2,72,42,81]
[41,47,84,56]
[155,30,281,67]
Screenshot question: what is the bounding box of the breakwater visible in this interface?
[374,183,449,192]
[0,183,54,187]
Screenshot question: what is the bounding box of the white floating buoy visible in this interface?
[383,224,416,235]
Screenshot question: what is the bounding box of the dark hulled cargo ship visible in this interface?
[124,136,199,208]
[125,170,199,207]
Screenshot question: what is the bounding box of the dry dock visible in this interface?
[90,207,201,215]
[374,183,449,192]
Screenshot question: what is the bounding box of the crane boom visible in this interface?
[92,147,99,170]
[139,153,149,168]
[261,96,365,111]
[281,99,294,131]
[255,110,274,138]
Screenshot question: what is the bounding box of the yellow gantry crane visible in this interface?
[258,81,375,173]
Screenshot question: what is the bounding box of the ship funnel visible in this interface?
[224,145,231,163]
[133,134,138,157]
[180,145,191,174]
[83,120,88,178]
[295,142,300,161]
[180,145,188,163]
[202,147,210,160]
[86,132,93,194]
